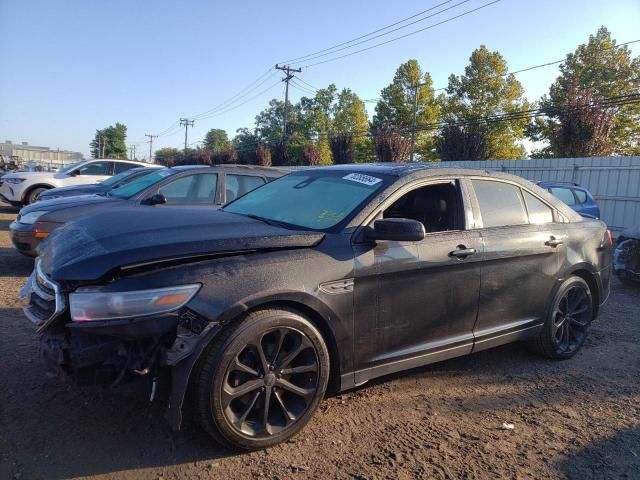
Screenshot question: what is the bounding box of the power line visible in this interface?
[190,68,277,120]
[195,79,283,120]
[296,77,320,91]
[303,0,501,68]
[281,0,462,64]
[293,0,474,65]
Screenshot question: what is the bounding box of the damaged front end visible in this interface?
[20,258,219,424]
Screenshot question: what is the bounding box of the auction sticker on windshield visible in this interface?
[342,173,382,186]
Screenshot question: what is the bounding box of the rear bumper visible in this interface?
[9,221,39,256]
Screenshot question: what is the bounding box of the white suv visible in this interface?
[0,159,150,206]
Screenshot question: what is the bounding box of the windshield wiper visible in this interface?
[244,214,283,227]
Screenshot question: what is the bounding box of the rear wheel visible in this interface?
[194,308,330,450]
[529,276,593,359]
[25,187,48,204]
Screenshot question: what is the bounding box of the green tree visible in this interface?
[442,46,529,160]
[203,128,230,153]
[533,27,640,155]
[372,60,441,160]
[90,122,128,159]
[154,147,181,166]
[333,88,373,162]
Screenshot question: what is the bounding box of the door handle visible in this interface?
[545,236,564,248]
[449,246,477,259]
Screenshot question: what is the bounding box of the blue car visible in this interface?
[538,181,600,219]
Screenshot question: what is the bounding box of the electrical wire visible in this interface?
[291,0,474,65]
[303,0,501,68]
[281,0,462,64]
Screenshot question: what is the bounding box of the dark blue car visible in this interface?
[538,181,600,219]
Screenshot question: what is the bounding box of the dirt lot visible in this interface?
[0,204,639,480]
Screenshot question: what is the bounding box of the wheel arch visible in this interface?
[165,293,345,431]
[565,266,601,319]
[223,298,342,396]
[21,183,54,203]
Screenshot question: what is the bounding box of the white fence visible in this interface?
[441,156,640,235]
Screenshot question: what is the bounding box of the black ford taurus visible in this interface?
[22,164,612,450]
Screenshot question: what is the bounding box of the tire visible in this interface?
[193,308,330,450]
[25,187,48,205]
[529,276,593,360]
[616,270,636,287]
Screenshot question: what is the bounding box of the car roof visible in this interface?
[170,164,289,175]
[128,166,161,172]
[537,181,586,189]
[302,162,517,180]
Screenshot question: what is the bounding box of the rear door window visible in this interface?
[573,189,587,204]
[472,179,528,228]
[549,187,576,206]
[523,190,554,224]
[226,174,266,202]
[77,161,114,176]
[114,162,140,174]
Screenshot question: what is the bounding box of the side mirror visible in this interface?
[142,193,167,205]
[69,169,79,176]
[365,218,425,242]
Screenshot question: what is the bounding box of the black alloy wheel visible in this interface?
[551,284,591,354]
[530,276,593,359]
[194,308,330,450]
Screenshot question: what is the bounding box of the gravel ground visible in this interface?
[1,204,639,480]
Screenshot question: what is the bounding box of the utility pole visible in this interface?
[100,136,106,158]
[410,82,428,162]
[145,134,157,163]
[275,64,302,141]
[180,118,194,155]
[97,137,101,159]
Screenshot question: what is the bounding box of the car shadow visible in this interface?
[556,426,640,478]
[0,307,239,480]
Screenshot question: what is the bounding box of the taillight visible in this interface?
[606,230,613,247]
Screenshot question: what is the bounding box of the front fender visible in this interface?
[165,290,346,430]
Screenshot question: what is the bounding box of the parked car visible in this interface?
[613,227,640,285]
[37,166,162,202]
[21,164,612,450]
[10,164,285,256]
[0,158,150,206]
[538,181,600,219]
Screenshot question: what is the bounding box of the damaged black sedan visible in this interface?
[21,164,612,450]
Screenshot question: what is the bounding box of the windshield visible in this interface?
[224,170,389,231]
[58,161,85,174]
[109,169,176,199]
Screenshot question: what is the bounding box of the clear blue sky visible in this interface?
[1,0,639,158]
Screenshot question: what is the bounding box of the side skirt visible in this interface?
[338,320,543,391]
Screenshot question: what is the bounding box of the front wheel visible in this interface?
[529,276,593,359]
[193,308,330,450]
[25,187,48,204]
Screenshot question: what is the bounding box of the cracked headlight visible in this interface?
[69,284,201,322]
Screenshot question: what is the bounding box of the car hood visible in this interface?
[20,193,120,216]
[2,171,57,180]
[39,207,326,281]
[40,184,107,196]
